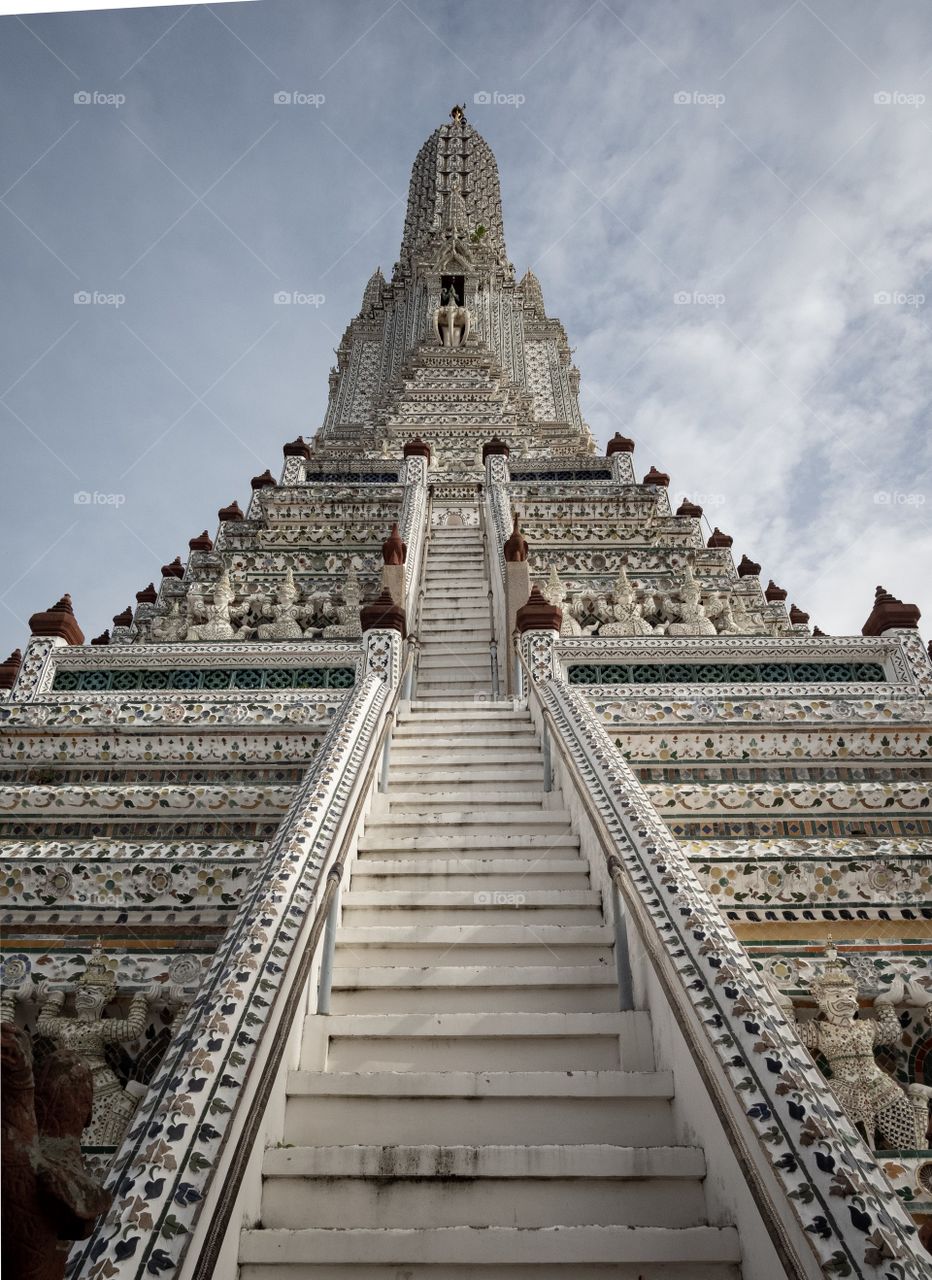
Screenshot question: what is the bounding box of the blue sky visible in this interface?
[1,0,931,656]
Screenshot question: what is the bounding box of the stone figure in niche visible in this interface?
[541,567,583,637]
[256,568,305,640]
[779,943,932,1151]
[185,569,246,642]
[145,596,186,644]
[730,591,770,635]
[659,564,718,636]
[1,1020,112,1280]
[434,275,471,347]
[599,566,655,637]
[36,945,155,1148]
[322,566,363,639]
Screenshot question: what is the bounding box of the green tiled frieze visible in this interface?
[52,665,356,693]
[568,660,885,685]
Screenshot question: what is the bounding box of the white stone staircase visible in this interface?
[238,521,742,1279]
[415,523,494,699]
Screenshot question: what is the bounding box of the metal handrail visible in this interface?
[513,643,812,1280]
[477,482,501,699]
[191,639,416,1280]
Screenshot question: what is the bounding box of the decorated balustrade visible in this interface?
[516,627,932,1279]
[64,628,407,1280]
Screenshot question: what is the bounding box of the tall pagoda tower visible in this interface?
[1,107,930,1280]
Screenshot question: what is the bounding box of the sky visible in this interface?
[1,0,931,657]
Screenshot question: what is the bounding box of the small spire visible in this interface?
[28,594,84,645]
[0,649,23,690]
[504,514,528,563]
[861,585,920,636]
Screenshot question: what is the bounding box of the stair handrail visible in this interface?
[513,641,931,1280]
[477,482,501,699]
[188,638,416,1278]
[70,639,415,1280]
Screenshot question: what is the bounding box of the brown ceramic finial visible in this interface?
[789,604,810,624]
[112,607,133,629]
[135,583,157,604]
[218,500,244,523]
[765,580,787,603]
[90,630,111,646]
[482,437,509,461]
[516,585,562,633]
[676,499,703,518]
[737,554,761,577]
[250,470,276,491]
[504,514,528,563]
[188,530,213,553]
[28,595,84,646]
[606,433,635,456]
[0,649,22,690]
[282,435,311,459]
[643,466,670,488]
[381,523,407,566]
[861,585,921,636]
[707,528,733,548]
[403,436,431,462]
[161,556,184,579]
[359,589,406,637]
[812,626,827,637]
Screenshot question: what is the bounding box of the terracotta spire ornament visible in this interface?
[605,433,634,455]
[643,466,670,488]
[381,523,407,566]
[250,470,276,491]
[359,589,406,637]
[403,436,431,463]
[503,514,528,563]
[218,500,244,523]
[28,595,84,646]
[861,585,921,636]
[0,648,22,689]
[515,585,562,633]
[282,436,312,459]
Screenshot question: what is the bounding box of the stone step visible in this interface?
[384,767,544,786]
[339,890,601,927]
[388,746,542,762]
[240,1224,742,1275]
[301,1011,654,1072]
[404,698,524,713]
[333,924,612,966]
[280,1068,675,1146]
[385,780,551,798]
[328,965,616,1013]
[393,720,536,737]
[356,831,576,854]
[350,858,587,887]
[416,658,493,677]
[369,808,571,829]
[259,1145,707,1230]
